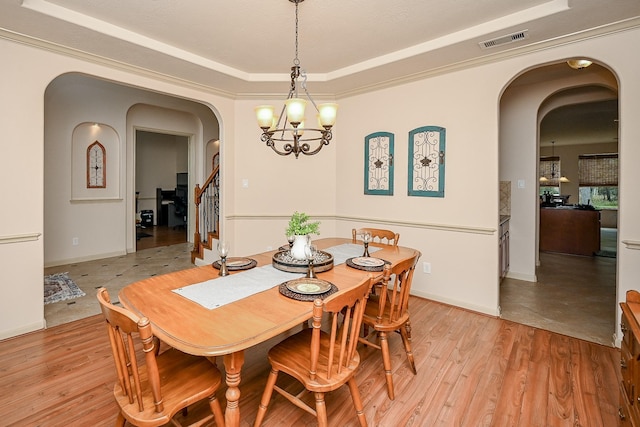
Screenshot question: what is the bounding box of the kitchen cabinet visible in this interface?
[540,207,600,256]
[620,290,640,426]
[499,217,509,279]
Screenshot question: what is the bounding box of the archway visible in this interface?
[498,61,619,345]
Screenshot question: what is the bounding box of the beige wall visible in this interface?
[2,27,640,342]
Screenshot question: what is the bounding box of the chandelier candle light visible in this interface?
[255,0,338,159]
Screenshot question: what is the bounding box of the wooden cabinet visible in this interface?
[540,208,600,256]
[620,290,640,426]
[499,218,509,279]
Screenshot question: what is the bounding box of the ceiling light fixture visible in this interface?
[567,59,592,70]
[255,0,338,159]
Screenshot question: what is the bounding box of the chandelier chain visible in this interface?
[293,0,300,66]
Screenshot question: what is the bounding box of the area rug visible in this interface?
[44,272,86,304]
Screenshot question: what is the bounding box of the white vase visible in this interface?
[290,235,309,261]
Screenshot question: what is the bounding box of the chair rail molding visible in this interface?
[227,214,495,235]
[622,240,640,250]
[0,233,42,245]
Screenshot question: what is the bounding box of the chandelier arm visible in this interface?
[255,0,336,159]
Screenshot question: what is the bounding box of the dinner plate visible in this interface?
[285,278,332,295]
[225,257,253,267]
[351,257,385,267]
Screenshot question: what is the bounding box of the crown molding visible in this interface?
[332,16,640,99]
[1,15,639,100]
[0,27,237,99]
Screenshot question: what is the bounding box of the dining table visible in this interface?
[119,237,420,427]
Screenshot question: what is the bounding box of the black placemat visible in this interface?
[212,257,257,271]
[278,281,338,301]
[345,257,390,272]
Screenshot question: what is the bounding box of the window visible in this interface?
[539,156,560,187]
[578,153,618,208]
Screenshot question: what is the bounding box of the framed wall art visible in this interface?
[408,126,446,197]
[364,132,394,195]
[86,140,106,188]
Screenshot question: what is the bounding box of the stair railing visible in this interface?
[192,153,220,261]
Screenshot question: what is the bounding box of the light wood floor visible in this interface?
[1,296,621,426]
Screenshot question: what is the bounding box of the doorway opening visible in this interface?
[498,61,619,346]
[135,130,189,251]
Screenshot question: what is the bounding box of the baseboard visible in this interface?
[44,250,126,268]
[0,319,45,341]
[411,290,500,317]
[504,271,537,282]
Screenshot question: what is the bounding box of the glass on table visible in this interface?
[217,241,229,276]
[362,232,371,257]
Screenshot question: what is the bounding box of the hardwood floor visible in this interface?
[136,225,187,251]
[0,296,621,426]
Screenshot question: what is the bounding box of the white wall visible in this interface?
[2,26,640,341]
[0,39,233,339]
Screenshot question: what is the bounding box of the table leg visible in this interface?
[223,351,245,427]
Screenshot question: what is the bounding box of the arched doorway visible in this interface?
[498,61,619,346]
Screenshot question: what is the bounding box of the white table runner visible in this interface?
[173,243,380,310]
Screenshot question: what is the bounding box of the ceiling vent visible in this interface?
[479,30,529,49]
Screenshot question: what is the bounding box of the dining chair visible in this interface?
[97,288,225,427]
[253,276,375,427]
[358,253,420,400]
[352,227,400,246]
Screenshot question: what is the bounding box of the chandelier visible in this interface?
[255,0,338,159]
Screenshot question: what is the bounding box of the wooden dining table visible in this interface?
[119,237,420,427]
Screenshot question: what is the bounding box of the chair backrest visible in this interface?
[309,276,374,382]
[352,227,400,246]
[374,253,420,325]
[97,287,164,413]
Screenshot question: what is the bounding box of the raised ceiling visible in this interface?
[0,0,639,96]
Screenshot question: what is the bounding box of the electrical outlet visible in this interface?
[266,246,273,251]
[423,262,431,274]
[72,237,79,246]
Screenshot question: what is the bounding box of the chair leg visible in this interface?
[209,393,225,427]
[400,321,417,375]
[347,377,368,427]
[379,331,395,400]
[254,368,279,427]
[314,392,328,427]
[114,412,126,427]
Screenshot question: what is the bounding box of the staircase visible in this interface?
[191,153,220,263]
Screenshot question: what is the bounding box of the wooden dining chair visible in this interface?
[352,227,400,246]
[253,276,374,427]
[97,288,225,427]
[358,253,420,400]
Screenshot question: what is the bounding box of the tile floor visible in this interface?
[500,228,618,347]
[44,231,618,347]
[44,243,194,328]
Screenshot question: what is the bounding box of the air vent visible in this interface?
[479,30,529,50]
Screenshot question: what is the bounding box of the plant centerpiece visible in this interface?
[286,211,320,260]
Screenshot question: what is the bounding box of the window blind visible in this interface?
[539,156,560,187]
[578,153,618,186]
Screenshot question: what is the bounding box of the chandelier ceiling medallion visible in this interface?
[255,0,338,159]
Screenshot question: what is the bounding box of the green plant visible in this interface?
[285,211,320,236]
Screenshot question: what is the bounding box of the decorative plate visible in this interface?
[212,257,257,271]
[284,278,333,295]
[272,250,334,274]
[346,257,389,272]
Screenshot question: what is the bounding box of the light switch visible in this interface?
[242,179,249,188]
[517,179,525,189]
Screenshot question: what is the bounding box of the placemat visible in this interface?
[279,281,338,301]
[345,257,390,272]
[212,257,257,271]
